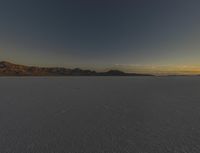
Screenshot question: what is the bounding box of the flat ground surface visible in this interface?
[0,77,200,153]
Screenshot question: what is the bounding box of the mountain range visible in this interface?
[0,61,153,76]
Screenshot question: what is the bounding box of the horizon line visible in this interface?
[1,60,200,76]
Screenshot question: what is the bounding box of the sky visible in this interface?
[0,0,200,74]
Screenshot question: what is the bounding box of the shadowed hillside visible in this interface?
[0,61,153,76]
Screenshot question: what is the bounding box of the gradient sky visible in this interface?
[1,0,200,74]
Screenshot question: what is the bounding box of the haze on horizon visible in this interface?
[0,0,200,75]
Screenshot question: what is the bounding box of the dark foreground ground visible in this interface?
[0,77,200,153]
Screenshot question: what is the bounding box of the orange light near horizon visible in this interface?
[114,64,200,75]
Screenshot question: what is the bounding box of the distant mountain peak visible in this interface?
[0,61,13,68]
[0,61,11,65]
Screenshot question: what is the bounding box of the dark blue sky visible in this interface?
[1,0,200,73]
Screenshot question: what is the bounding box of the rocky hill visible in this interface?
[0,61,152,76]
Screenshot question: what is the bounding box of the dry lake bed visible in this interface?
[0,77,200,153]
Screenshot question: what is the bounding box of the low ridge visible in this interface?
[0,61,153,76]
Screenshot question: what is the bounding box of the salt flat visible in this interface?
[0,77,200,153]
